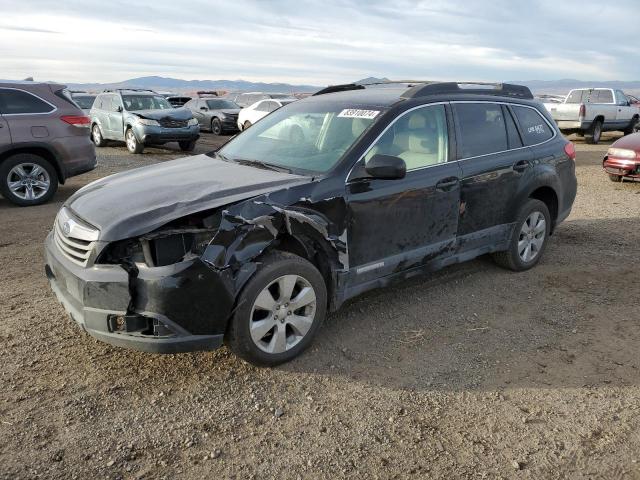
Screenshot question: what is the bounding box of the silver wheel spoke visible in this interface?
[531,235,545,251]
[533,219,546,235]
[13,166,28,179]
[291,286,315,309]
[250,316,276,343]
[518,238,528,255]
[288,314,313,337]
[523,243,532,262]
[8,181,22,192]
[32,180,49,190]
[268,324,287,353]
[24,184,34,200]
[30,165,43,178]
[278,275,297,302]
[254,289,276,311]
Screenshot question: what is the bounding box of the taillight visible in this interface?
[578,104,586,118]
[60,115,90,128]
[564,142,576,161]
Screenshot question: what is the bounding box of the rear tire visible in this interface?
[211,117,223,135]
[243,121,252,130]
[585,119,602,144]
[226,251,327,367]
[608,174,623,182]
[91,124,107,147]
[624,117,638,136]
[0,153,58,206]
[179,140,196,152]
[125,128,144,154]
[492,199,551,272]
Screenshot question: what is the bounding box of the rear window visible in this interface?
[566,89,614,104]
[454,103,508,158]
[512,106,554,145]
[0,88,55,114]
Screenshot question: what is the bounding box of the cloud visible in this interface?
[0,0,637,84]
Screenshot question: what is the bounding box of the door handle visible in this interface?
[513,160,530,173]
[435,177,459,191]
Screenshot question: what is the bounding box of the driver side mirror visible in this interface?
[365,154,406,180]
[116,105,123,112]
[200,106,208,111]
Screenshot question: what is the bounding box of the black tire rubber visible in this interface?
[243,121,252,130]
[226,251,327,367]
[492,199,551,272]
[608,174,623,182]
[623,117,638,136]
[91,124,107,147]
[0,153,58,206]
[125,128,144,154]
[179,140,196,152]
[211,117,223,135]
[585,119,602,144]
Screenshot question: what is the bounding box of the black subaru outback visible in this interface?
[45,82,577,366]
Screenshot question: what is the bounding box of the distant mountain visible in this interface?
[66,76,323,94]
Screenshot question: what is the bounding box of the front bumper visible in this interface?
[44,232,230,354]
[603,156,640,179]
[133,124,200,145]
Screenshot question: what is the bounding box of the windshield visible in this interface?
[73,95,96,109]
[207,99,239,109]
[270,93,290,99]
[122,95,173,111]
[219,101,384,173]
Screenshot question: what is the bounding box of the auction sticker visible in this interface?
[338,109,380,119]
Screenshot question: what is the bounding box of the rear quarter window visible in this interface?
[512,106,554,145]
[0,89,55,114]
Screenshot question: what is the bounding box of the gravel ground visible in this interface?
[1,132,639,479]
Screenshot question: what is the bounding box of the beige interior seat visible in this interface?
[395,112,441,169]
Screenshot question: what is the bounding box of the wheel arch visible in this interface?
[528,185,559,232]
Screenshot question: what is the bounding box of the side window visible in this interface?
[595,90,613,103]
[565,90,584,104]
[111,95,123,112]
[615,90,628,105]
[504,106,523,149]
[512,106,554,145]
[255,101,269,112]
[365,104,448,170]
[266,101,279,112]
[454,103,507,158]
[0,89,55,114]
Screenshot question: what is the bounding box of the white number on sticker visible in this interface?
[337,109,380,119]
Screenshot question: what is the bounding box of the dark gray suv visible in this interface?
[0,81,96,206]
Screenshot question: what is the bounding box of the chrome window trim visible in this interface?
[0,87,58,116]
[451,100,557,162]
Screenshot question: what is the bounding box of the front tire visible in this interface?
[0,153,58,206]
[585,120,602,144]
[226,251,327,366]
[608,174,623,182]
[243,120,252,130]
[492,199,551,272]
[624,117,638,136]
[125,128,144,154]
[211,117,223,135]
[179,140,196,152]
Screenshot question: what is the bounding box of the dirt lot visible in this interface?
[1,133,639,479]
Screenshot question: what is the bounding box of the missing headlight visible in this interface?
[145,230,215,267]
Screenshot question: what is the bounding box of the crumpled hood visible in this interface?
[65,155,310,241]
[130,108,193,121]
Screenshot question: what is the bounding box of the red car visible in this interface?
[603,133,640,182]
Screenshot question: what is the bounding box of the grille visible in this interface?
[53,209,99,267]
[158,118,188,128]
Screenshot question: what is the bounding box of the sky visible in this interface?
[0,0,637,85]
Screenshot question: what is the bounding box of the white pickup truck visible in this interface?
[543,88,640,144]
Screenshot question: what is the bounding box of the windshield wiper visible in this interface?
[232,158,292,174]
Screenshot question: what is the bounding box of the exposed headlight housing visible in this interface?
[607,148,638,159]
[136,118,160,126]
[188,118,198,126]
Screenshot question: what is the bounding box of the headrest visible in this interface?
[407,113,426,129]
[352,118,368,136]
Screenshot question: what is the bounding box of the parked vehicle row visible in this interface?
[543,88,640,144]
[44,81,577,366]
[0,81,96,206]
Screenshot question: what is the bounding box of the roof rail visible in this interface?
[313,83,365,96]
[402,82,533,99]
[196,90,219,97]
[103,88,158,94]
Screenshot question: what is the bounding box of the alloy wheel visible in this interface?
[518,211,546,262]
[92,125,101,144]
[126,130,136,151]
[6,163,51,201]
[249,274,317,354]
